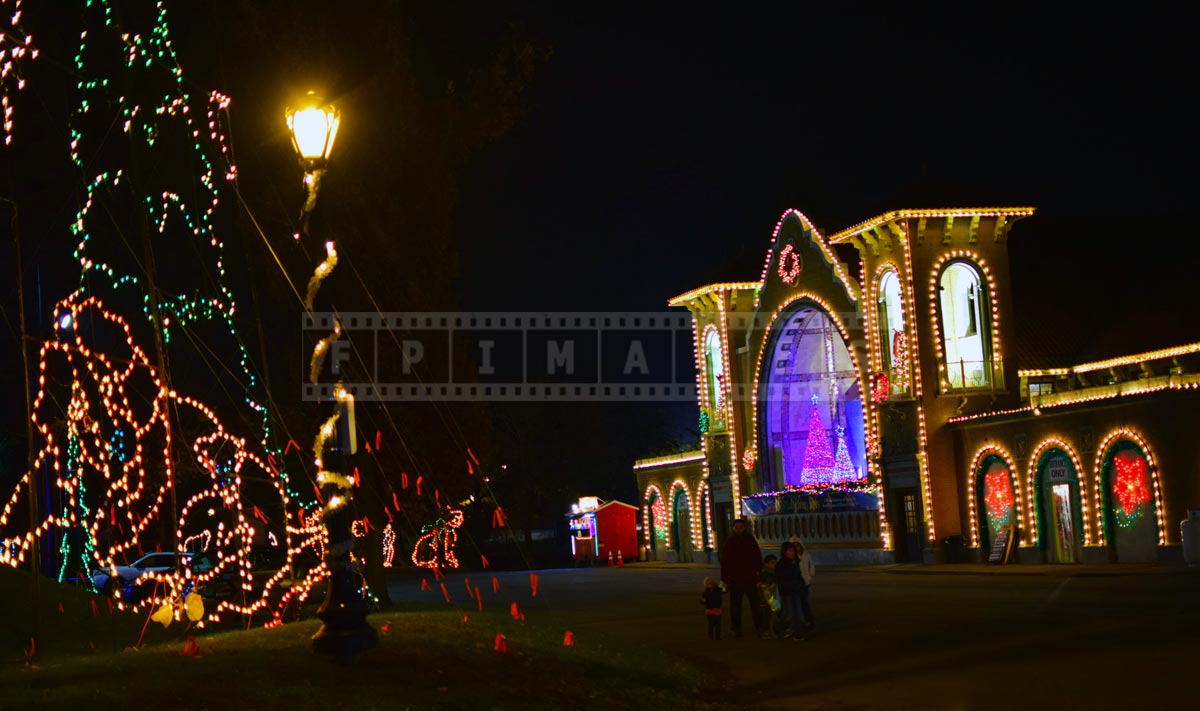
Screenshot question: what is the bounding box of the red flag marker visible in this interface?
[352,467,361,487]
[381,623,390,635]
[375,430,382,451]
[462,615,470,624]
[530,573,539,598]
[467,447,480,465]
[435,489,441,508]
[91,599,99,617]
[180,636,199,657]
[494,633,507,653]
[492,576,500,593]
[433,566,445,581]
[439,582,451,603]
[384,508,394,522]
[510,601,520,619]
[285,439,300,454]
[467,459,475,475]
[464,577,472,595]
[401,472,409,490]
[480,554,489,569]
[420,578,431,591]
[476,587,483,611]
[57,602,64,614]
[393,492,401,510]
[563,631,575,647]
[416,476,424,497]
[364,441,372,453]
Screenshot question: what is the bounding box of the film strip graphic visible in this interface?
[301,311,869,402]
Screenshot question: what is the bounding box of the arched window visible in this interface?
[704,328,725,426]
[938,261,992,390]
[877,270,909,397]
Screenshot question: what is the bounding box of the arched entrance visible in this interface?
[671,485,693,563]
[1100,440,1158,562]
[645,488,664,561]
[758,302,866,490]
[1033,449,1083,563]
[976,454,1017,550]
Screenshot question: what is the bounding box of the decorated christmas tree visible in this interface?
[832,425,858,482]
[799,395,834,484]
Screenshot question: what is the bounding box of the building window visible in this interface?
[938,261,992,390]
[877,269,909,397]
[1029,382,1053,396]
[704,328,726,427]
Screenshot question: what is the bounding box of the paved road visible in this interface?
[389,563,1200,710]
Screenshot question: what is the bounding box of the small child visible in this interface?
[757,554,782,638]
[700,577,724,640]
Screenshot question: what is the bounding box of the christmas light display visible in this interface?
[1026,439,1092,547]
[871,371,890,403]
[1,0,37,146]
[892,331,910,390]
[1110,450,1151,529]
[742,448,756,471]
[1092,430,1165,545]
[926,251,1002,393]
[832,426,859,481]
[698,410,710,434]
[0,0,326,628]
[983,465,1015,531]
[381,523,396,568]
[411,509,464,570]
[777,243,802,284]
[799,396,834,484]
[965,446,1025,547]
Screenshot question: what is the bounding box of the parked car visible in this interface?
[92,552,194,598]
[190,546,319,601]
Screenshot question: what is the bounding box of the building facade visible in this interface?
[635,207,1193,564]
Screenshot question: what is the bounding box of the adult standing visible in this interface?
[796,539,816,630]
[720,518,765,638]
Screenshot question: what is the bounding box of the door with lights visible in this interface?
[1035,451,1083,564]
[1100,441,1158,563]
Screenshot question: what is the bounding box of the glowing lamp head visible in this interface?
[286,93,340,167]
[58,313,73,330]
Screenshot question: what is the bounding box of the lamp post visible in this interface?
[286,92,378,659]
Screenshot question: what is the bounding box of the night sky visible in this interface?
[1,2,1197,511]
[454,4,1195,314]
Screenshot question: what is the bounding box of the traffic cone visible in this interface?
[563,631,575,647]
[494,633,507,653]
[607,550,613,566]
[617,550,624,566]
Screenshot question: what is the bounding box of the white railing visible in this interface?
[748,510,881,546]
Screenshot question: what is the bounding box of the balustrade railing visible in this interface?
[748,510,881,546]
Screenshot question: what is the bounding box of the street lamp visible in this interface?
[287,92,377,660]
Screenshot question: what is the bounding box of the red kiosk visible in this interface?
[567,497,639,566]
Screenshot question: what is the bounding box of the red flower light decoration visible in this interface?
[983,465,1014,528]
[1112,450,1151,528]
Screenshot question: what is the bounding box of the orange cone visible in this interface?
[510,601,520,619]
[617,550,624,566]
[607,550,613,566]
[563,631,575,647]
[180,637,199,656]
[494,633,507,653]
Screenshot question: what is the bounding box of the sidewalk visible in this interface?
[826,562,1200,577]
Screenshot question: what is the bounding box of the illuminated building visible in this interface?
[636,207,1188,565]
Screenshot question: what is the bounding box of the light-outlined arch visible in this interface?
[869,261,911,401]
[756,209,862,307]
[700,324,726,427]
[748,291,890,548]
[643,484,665,548]
[1027,438,1092,547]
[966,444,1026,548]
[1093,428,1166,547]
[667,479,695,552]
[927,251,1003,393]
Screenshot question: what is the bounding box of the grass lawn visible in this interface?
[2,567,725,710]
